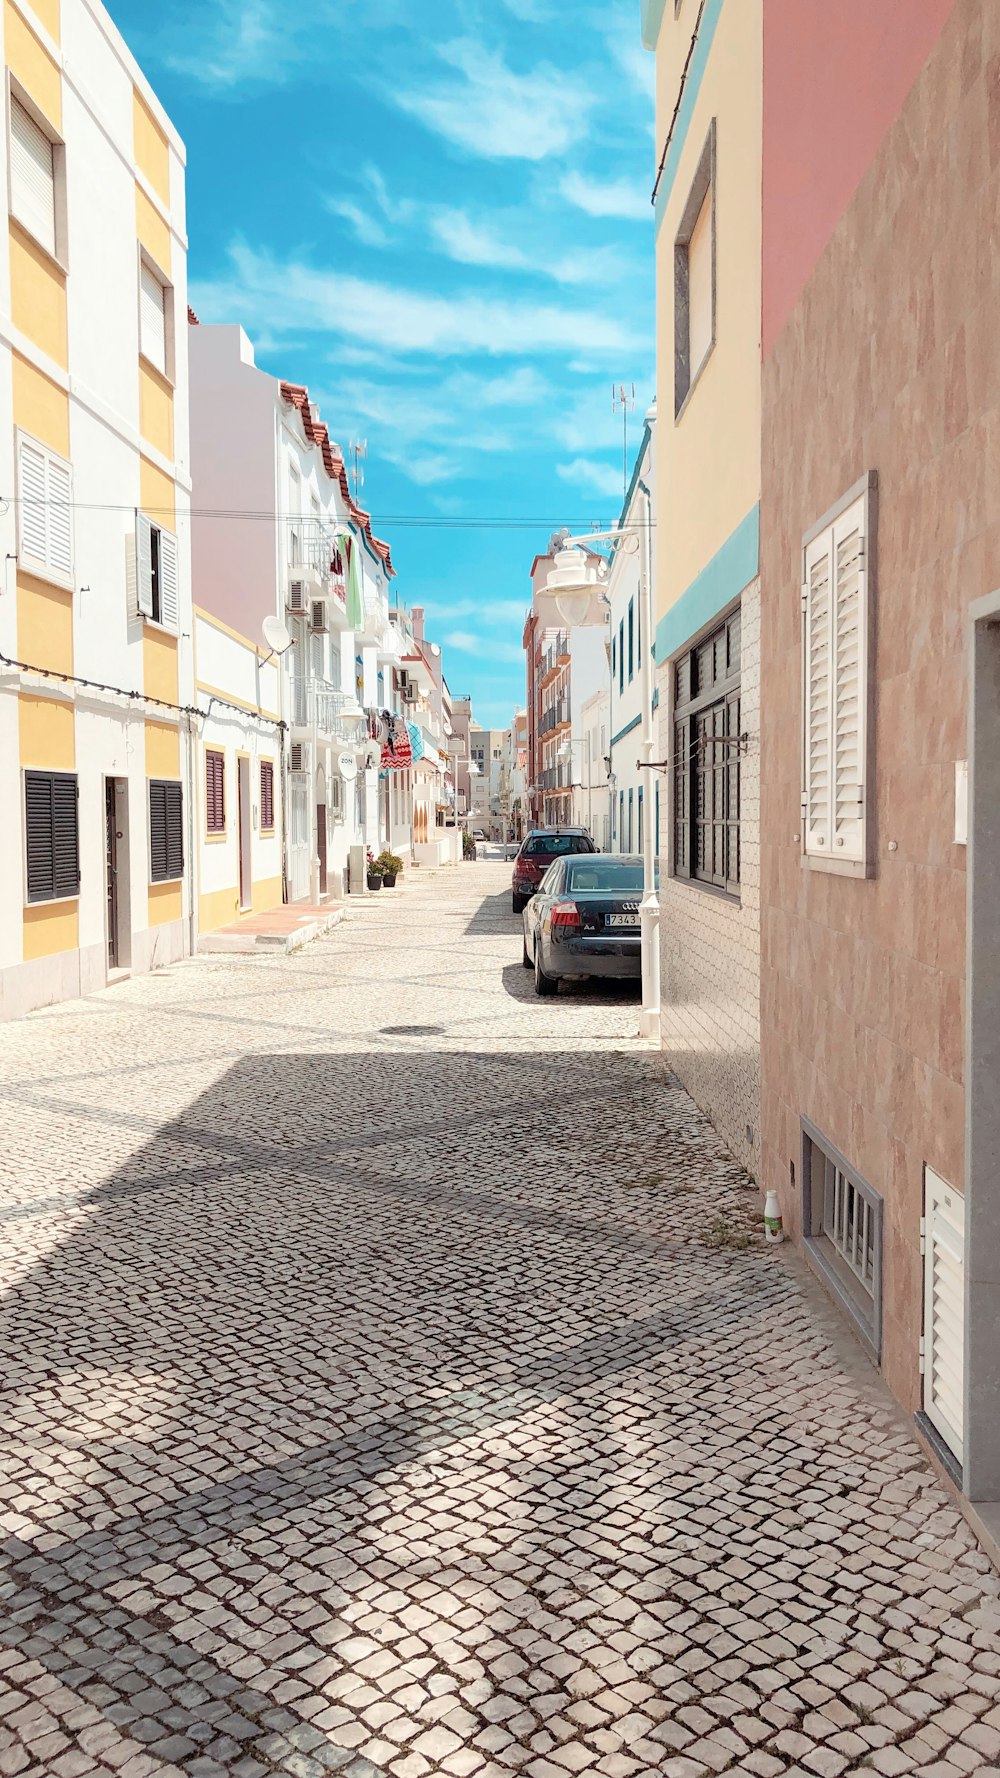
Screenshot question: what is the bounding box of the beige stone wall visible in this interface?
[658,580,761,1181]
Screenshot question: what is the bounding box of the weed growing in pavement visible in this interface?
[704,1215,752,1251]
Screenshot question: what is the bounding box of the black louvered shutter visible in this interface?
[260,760,274,830]
[25,770,79,903]
[149,779,184,882]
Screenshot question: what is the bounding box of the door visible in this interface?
[238,755,252,910]
[923,1168,965,1463]
[105,778,119,967]
[317,802,328,896]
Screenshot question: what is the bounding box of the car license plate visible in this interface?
[605,913,638,928]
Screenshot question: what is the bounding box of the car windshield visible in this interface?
[522,834,592,857]
[564,859,659,892]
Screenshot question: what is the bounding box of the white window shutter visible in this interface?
[10,98,56,257]
[923,1169,965,1463]
[802,541,832,855]
[139,262,167,373]
[136,512,154,617]
[158,527,178,630]
[832,506,866,861]
[47,457,73,581]
[18,436,48,567]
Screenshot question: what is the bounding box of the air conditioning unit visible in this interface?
[287,581,308,613]
[310,600,327,631]
[290,743,308,773]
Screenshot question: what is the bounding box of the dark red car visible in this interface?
[511,827,597,913]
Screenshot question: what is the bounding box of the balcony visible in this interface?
[538,698,568,736]
[290,677,359,741]
[287,521,350,625]
[556,630,570,663]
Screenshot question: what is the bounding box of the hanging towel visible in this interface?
[344,534,365,629]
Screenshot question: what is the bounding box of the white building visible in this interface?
[574,688,611,848]
[608,407,657,857]
[189,321,410,904]
[0,0,192,1017]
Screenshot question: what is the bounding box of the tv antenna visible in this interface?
[349,439,367,502]
[612,383,635,503]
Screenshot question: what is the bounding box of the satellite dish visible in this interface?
[338,750,358,783]
[262,614,293,656]
[363,740,382,769]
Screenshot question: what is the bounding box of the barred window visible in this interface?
[672,608,741,896]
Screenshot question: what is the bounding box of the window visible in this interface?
[638,785,644,851]
[260,759,275,832]
[672,607,741,896]
[802,480,872,872]
[655,780,660,856]
[205,749,225,834]
[17,431,72,584]
[674,122,716,417]
[802,1121,882,1358]
[289,463,301,565]
[149,779,184,883]
[628,599,635,682]
[619,790,624,849]
[618,618,625,693]
[139,260,168,376]
[24,769,79,903]
[611,635,616,681]
[10,95,56,258]
[134,512,178,630]
[628,788,634,852]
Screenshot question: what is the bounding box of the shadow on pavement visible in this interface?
[0,1045,791,1776]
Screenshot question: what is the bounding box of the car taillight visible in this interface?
[550,900,581,937]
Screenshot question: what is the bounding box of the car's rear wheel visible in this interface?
[534,950,557,996]
[522,932,532,969]
[512,893,526,913]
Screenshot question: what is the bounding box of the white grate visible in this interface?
[823,1166,876,1299]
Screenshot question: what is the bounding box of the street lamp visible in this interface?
[544,527,659,1042]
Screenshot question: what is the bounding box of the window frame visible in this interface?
[674,120,717,421]
[204,747,226,838]
[802,1117,883,1360]
[15,427,73,589]
[260,758,275,834]
[137,247,175,385]
[801,471,877,879]
[628,598,635,682]
[7,79,68,270]
[671,604,742,900]
[23,767,80,905]
[134,510,179,633]
[148,777,184,885]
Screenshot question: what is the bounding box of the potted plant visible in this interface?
[366,847,384,891]
[462,831,477,860]
[377,850,403,888]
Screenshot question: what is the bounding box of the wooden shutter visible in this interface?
[803,491,868,863]
[260,760,274,830]
[18,435,48,567]
[139,262,167,372]
[923,1169,965,1463]
[24,770,79,902]
[832,509,866,861]
[149,779,184,881]
[205,750,225,832]
[47,456,72,581]
[136,513,154,617]
[802,539,832,854]
[158,527,178,630]
[10,98,56,257]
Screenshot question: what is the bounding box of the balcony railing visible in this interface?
[538,698,568,736]
[291,677,357,739]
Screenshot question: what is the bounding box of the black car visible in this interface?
[511,827,597,913]
[522,854,657,995]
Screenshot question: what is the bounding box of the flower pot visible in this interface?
[367,873,383,891]
[382,873,397,888]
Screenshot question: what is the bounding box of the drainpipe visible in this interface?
[186,707,198,960]
[637,477,660,1042]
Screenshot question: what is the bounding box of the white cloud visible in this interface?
[430,209,530,272]
[391,38,594,161]
[560,170,651,222]
[383,450,457,487]
[425,596,528,625]
[193,242,639,360]
[325,198,390,249]
[445,631,524,663]
[557,457,626,500]
[166,0,309,88]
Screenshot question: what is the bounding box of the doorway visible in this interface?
[104,777,130,971]
[105,779,119,967]
[238,755,252,910]
[317,802,328,897]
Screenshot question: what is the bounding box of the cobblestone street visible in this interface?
[1,862,998,1778]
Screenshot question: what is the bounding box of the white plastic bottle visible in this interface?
[763,1190,784,1244]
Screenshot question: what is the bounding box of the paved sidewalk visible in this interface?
[0,864,997,1778]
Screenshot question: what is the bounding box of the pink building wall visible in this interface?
[762,0,959,359]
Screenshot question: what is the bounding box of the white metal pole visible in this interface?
[637,479,660,1041]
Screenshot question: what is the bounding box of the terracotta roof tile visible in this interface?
[187,305,200,325]
[280,381,395,577]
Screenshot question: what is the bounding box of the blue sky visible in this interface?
[109,0,655,728]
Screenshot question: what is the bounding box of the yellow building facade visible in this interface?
[0,0,192,1017]
[644,0,763,1176]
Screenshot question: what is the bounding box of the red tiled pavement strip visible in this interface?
[213,902,342,937]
